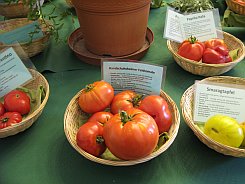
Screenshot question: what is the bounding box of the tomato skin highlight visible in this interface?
[4,90,30,115]
[76,121,106,157]
[110,90,142,114]
[103,109,159,160]
[139,95,172,133]
[87,111,113,125]
[0,112,22,129]
[78,81,114,114]
[0,102,5,116]
[178,36,205,61]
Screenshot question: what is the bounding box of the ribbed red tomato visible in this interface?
[0,102,5,116]
[103,109,159,160]
[4,90,30,115]
[87,111,113,125]
[78,81,114,114]
[0,112,22,129]
[204,38,228,50]
[76,121,106,157]
[110,90,142,114]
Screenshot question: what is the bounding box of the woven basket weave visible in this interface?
[64,90,180,166]
[167,31,245,76]
[226,0,245,15]
[0,1,30,18]
[180,76,245,157]
[0,69,50,138]
[0,18,51,58]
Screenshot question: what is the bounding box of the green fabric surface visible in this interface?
[223,8,245,27]
[1,0,245,184]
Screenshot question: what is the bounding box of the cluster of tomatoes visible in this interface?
[0,90,31,129]
[178,37,232,64]
[76,80,172,160]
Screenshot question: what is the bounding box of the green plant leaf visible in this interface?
[229,49,240,61]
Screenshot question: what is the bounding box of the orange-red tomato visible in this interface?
[110,90,142,114]
[178,36,205,61]
[103,109,159,160]
[78,81,114,114]
[204,38,227,50]
[87,111,113,125]
[0,102,5,116]
[0,112,22,129]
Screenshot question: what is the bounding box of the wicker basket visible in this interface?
[0,69,50,138]
[226,0,245,15]
[64,90,180,166]
[65,0,73,7]
[167,31,245,76]
[0,18,51,58]
[180,76,245,157]
[0,1,30,18]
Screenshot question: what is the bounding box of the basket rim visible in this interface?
[64,89,180,166]
[0,69,50,133]
[180,76,245,156]
[0,18,51,46]
[167,31,245,67]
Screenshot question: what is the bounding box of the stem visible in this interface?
[1,118,9,123]
[130,94,143,107]
[120,111,132,125]
[188,35,197,44]
[96,136,105,145]
[84,84,94,92]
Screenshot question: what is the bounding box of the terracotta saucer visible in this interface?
[68,27,154,66]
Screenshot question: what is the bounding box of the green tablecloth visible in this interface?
[1,1,245,184]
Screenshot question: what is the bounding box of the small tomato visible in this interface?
[76,121,106,157]
[87,111,113,125]
[204,38,227,49]
[0,112,22,129]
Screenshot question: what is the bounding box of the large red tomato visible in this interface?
[0,102,5,116]
[204,38,227,50]
[4,90,31,115]
[87,111,113,125]
[110,90,142,114]
[178,36,205,61]
[139,95,172,133]
[103,109,159,160]
[76,121,106,157]
[78,81,114,114]
[0,112,22,129]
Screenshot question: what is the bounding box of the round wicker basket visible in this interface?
[226,0,245,15]
[0,69,50,138]
[64,90,180,166]
[180,76,245,157]
[0,1,30,18]
[167,31,245,76]
[0,18,51,58]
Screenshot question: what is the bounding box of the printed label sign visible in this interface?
[193,82,245,123]
[0,47,33,98]
[102,60,165,95]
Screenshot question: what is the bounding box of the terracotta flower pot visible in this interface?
[72,0,151,57]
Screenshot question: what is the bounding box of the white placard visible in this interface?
[193,82,245,124]
[102,61,165,95]
[0,47,33,98]
[164,7,221,43]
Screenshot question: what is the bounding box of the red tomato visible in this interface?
[4,90,31,115]
[87,111,113,125]
[0,102,5,116]
[78,81,114,114]
[103,109,159,160]
[0,112,22,129]
[139,95,172,133]
[178,36,205,61]
[204,38,227,50]
[110,90,142,114]
[76,121,106,157]
[236,0,245,5]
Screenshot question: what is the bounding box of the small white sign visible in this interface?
[102,60,165,95]
[0,47,33,98]
[164,7,220,43]
[193,82,245,123]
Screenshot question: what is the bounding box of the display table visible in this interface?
[1,1,245,183]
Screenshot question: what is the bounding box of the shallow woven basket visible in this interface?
[0,1,30,18]
[180,76,245,157]
[167,31,245,76]
[0,69,50,138]
[0,18,51,58]
[226,0,245,15]
[64,90,180,166]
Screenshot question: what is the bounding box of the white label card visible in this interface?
[0,47,33,98]
[193,82,245,124]
[164,7,220,43]
[102,61,165,95]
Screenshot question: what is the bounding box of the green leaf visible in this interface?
[100,148,120,161]
[229,49,240,61]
